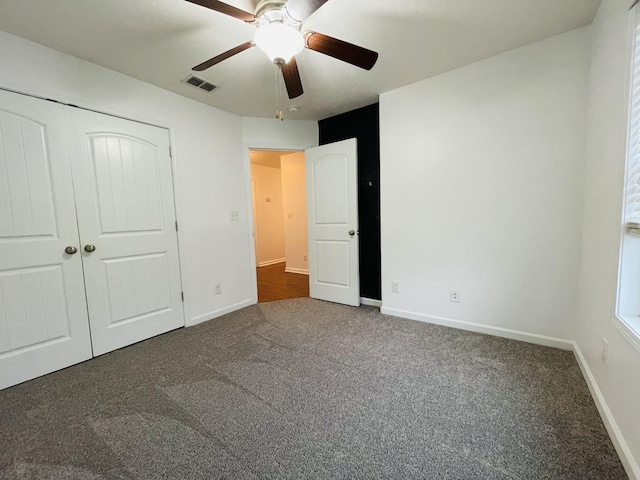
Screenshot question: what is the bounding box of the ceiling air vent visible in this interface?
[182,74,217,93]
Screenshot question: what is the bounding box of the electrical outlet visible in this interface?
[303,254,307,262]
[450,289,460,303]
[287,212,294,220]
[601,338,609,365]
[215,283,222,295]
[229,210,240,221]
[391,281,400,293]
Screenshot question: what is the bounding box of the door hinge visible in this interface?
[169,146,173,158]
[175,221,178,232]
[181,291,184,302]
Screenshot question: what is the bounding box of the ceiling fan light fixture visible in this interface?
[254,23,304,64]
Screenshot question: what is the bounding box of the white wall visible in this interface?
[251,164,286,266]
[0,30,254,326]
[281,152,308,274]
[380,27,590,344]
[241,117,318,150]
[575,0,640,476]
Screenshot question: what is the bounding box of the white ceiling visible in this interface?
[250,150,293,168]
[0,0,601,121]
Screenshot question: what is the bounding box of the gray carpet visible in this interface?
[0,298,626,479]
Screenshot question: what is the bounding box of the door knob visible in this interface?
[64,246,78,255]
[84,244,96,253]
[348,230,356,237]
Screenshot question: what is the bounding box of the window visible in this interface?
[616,6,640,353]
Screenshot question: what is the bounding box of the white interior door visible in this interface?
[66,109,184,356]
[0,90,92,389]
[306,139,359,306]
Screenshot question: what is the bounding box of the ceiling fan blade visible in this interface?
[185,0,256,23]
[193,41,255,71]
[280,57,304,99]
[283,0,329,23]
[303,31,378,70]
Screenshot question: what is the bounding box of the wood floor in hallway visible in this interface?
[257,262,309,303]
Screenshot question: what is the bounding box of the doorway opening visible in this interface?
[250,149,309,303]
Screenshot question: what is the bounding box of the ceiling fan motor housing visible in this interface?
[255,0,291,27]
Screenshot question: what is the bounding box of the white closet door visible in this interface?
[66,109,184,356]
[0,90,92,390]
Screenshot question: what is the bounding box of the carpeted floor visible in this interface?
[0,298,627,479]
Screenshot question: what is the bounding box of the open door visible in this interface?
[306,139,359,306]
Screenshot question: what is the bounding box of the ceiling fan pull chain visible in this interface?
[275,64,284,121]
[274,65,279,120]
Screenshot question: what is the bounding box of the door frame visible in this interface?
[243,142,313,304]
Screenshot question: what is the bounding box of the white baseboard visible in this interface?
[187,298,255,327]
[360,297,382,307]
[380,307,574,350]
[258,258,286,267]
[572,343,640,480]
[285,267,309,275]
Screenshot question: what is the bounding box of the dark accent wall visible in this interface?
[319,103,381,300]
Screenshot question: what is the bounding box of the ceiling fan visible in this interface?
[186,0,379,99]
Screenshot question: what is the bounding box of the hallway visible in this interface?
[257,262,309,303]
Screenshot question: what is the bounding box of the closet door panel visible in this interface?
[0,90,92,390]
[66,110,184,356]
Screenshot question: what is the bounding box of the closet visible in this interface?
[0,90,184,390]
